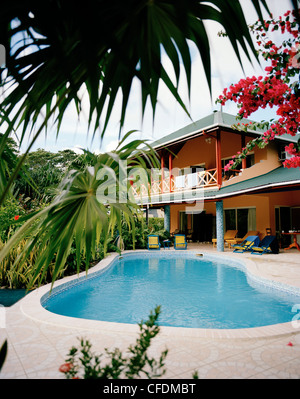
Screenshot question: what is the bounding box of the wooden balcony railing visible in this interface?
[131,168,239,198]
[131,168,241,199]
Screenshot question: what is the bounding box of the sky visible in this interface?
[17,0,295,155]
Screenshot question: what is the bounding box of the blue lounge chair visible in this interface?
[174,234,187,250]
[232,236,260,253]
[147,234,161,250]
[251,235,278,255]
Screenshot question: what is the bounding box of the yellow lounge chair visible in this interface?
[174,234,187,250]
[212,230,238,248]
[147,235,161,250]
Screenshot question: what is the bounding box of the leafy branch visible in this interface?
[59,306,168,379]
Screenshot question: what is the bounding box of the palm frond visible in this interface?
[0,132,158,287]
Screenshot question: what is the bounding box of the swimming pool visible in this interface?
[42,252,300,329]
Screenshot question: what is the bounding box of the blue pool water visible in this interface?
[42,252,300,329]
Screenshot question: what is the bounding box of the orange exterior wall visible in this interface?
[165,128,299,240]
[169,190,300,240]
[171,130,252,172]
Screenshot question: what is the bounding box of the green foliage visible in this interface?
[0,197,25,242]
[14,148,80,203]
[59,306,168,379]
[0,237,54,288]
[118,217,170,250]
[62,237,119,278]
[0,132,159,289]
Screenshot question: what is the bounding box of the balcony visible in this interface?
[131,168,240,199]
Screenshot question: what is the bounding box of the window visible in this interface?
[222,153,254,172]
[275,206,291,232]
[224,208,256,238]
[279,145,293,161]
[190,164,205,173]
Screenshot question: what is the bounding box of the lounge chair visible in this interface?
[212,230,238,247]
[147,235,161,250]
[225,231,259,247]
[174,234,187,250]
[251,235,279,255]
[232,235,260,253]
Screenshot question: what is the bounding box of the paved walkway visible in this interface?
[1,244,300,379]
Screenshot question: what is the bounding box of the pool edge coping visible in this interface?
[19,250,300,340]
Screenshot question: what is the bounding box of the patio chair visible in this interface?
[251,235,279,255]
[174,234,187,250]
[212,230,238,247]
[225,231,259,247]
[147,234,161,250]
[232,235,260,253]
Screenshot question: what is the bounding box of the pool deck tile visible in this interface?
[1,243,300,379]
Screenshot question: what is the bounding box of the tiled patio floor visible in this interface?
[1,244,300,379]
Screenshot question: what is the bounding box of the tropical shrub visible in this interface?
[59,306,168,379]
[14,149,80,203]
[0,197,25,242]
[117,217,170,250]
[148,217,171,242]
[0,238,54,288]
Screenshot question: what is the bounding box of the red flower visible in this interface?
[59,363,73,373]
[14,215,20,221]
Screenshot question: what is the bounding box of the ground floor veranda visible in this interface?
[1,244,300,380]
[150,189,300,251]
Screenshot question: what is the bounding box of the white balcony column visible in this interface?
[216,200,224,252]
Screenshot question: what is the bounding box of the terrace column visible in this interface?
[241,135,247,169]
[216,200,224,252]
[164,205,170,232]
[215,130,222,187]
[169,153,172,193]
[161,156,164,193]
[146,204,149,225]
